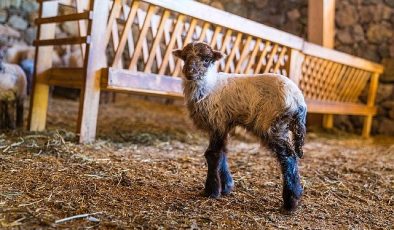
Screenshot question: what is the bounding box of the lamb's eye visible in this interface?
[203,57,210,63]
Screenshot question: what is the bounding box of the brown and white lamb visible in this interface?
[173,42,307,212]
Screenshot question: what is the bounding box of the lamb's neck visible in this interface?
[184,66,219,102]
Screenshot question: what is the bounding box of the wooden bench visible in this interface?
[29,0,384,143]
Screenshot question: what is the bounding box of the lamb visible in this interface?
[173,42,307,212]
[0,45,27,129]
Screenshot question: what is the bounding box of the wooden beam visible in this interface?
[36,68,84,88]
[35,11,92,24]
[77,0,110,143]
[306,100,376,116]
[303,42,384,73]
[28,1,59,131]
[33,36,91,46]
[308,0,335,48]
[102,68,183,98]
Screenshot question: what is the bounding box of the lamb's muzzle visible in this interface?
[173,42,307,213]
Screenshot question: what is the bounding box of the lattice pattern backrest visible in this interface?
[299,55,372,103]
[105,1,290,77]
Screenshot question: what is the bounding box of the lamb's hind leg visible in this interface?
[219,144,234,195]
[16,98,24,128]
[4,101,15,129]
[204,132,226,198]
[268,124,303,212]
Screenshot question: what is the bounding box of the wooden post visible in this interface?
[28,1,59,131]
[362,73,379,138]
[77,0,110,143]
[308,0,335,128]
[308,0,335,48]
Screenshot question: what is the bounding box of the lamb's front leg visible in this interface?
[204,132,226,198]
[219,145,234,195]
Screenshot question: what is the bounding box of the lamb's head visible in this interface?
[173,42,224,80]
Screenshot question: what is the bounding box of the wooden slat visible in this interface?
[158,14,185,75]
[172,19,198,76]
[136,9,151,64]
[33,36,90,46]
[244,38,261,74]
[235,35,252,73]
[129,5,157,70]
[76,0,88,59]
[144,10,171,73]
[103,68,183,97]
[210,26,222,48]
[224,33,242,73]
[121,3,136,59]
[112,1,140,67]
[35,11,92,24]
[104,0,122,47]
[198,22,210,42]
[306,99,376,116]
[273,46,287,73]
[318,62,338,100]
[263,44,278,73]
[217,29,233,71]
[254,41,270,74]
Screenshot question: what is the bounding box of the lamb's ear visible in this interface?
[213,50,224,61]
[173,49,185,60]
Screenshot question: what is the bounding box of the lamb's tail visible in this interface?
[290,105,307,158]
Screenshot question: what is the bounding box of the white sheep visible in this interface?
[0,47,27,129]
[173,42,307,212]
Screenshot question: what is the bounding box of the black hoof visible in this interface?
[204,188,221,198]
[221,180,234,195]
[281,196,300,214]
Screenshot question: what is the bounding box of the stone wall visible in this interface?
[0,0,393,135]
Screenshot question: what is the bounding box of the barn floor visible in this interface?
[0,95,393,229]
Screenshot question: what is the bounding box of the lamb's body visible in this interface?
[0,62,27,128]
[184,73,305,137]
[0,63,27,100]
[174,42,306,213]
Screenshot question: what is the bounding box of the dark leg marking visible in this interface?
[219,148,234,195]
[0,101,4,129]
[204,132,226,198]
[4,101,15,129]
[268,122,303,212]
[16,98,24,128]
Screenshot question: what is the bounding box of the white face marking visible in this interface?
[204,64,218,90]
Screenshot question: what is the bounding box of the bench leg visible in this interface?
[29,83,50,131]
[322,114,334,129]
[362,115,373,138]
[77,84,101,144]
